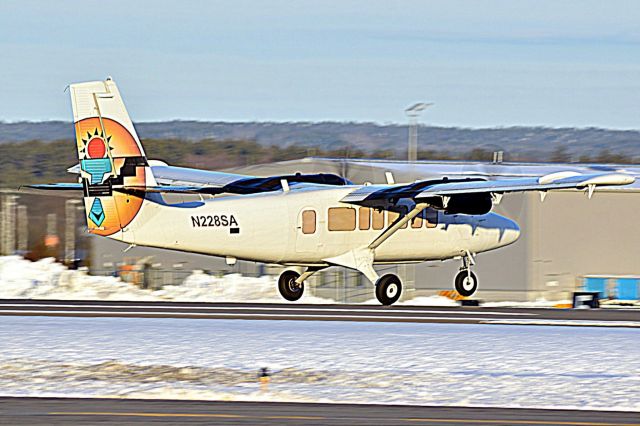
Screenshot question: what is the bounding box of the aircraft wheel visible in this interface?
[375,274,402,306]
[454,270,478,297]
[278,270,304,301]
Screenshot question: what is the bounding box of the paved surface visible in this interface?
[1,397,639,425]
[0,299,639,327]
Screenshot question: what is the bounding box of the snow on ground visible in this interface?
[0,256,332,304]
[483,299,572,308]
[0,316,639,411]
[1,256,637,307]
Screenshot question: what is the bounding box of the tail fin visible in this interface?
[71,78,155,238]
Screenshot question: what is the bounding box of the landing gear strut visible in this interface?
[278,270,304,301]
[454,252,478,297]
[375,274,402,305]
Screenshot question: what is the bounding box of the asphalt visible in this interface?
[1,397,639,425]
[0,299,639,327]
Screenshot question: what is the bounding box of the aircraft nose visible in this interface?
[500,216,520,246]
[487,213,521,247]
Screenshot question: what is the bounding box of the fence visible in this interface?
[92,264,406,303]
[94,266,193,290]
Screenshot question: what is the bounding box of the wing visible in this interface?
[29,163,351,195]
[342,171,635,210]
[150,164,256,188]
[151,164,350,194]
[415,172,635,197]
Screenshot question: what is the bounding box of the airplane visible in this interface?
[30,79,636,305]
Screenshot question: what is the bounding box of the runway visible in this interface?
[0,299,639,327]
[1,397,639,425]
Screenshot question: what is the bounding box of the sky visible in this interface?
[0,0,639,128]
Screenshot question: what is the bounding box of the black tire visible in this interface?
[375,274,402,306]
[278,270,304,301]
[454,270,478,297]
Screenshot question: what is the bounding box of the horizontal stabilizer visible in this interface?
[25,183,83,191]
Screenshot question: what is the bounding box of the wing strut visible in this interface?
[368,202,429,250]
[323,202,429,284]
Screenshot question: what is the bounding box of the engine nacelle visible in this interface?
[439,194,493,215]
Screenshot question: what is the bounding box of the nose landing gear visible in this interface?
[455,270,478,297]
[454,252,478,297]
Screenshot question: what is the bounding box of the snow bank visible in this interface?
[156,270,332,304]
[398,296,459,307]
[1,256,635,308]
[0,256,332,304]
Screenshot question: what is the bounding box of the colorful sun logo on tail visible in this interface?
[75,117,146,236]
[80,129,114,185]
[82,129,110,158]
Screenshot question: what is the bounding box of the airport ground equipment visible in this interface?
[28,79,635,305]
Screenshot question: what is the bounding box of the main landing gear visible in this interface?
[375,274,402,305]
[278,270,304,301]
[277,267,322,301]
[454,252,478,297]
[278,268,403,305]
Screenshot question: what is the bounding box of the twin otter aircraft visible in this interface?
[32,79,635,305]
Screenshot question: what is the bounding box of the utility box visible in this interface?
[572,292,600,309]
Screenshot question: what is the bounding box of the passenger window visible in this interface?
[302,210,316,234]
[399,207,408,228]
[425,208,438,228]
[411,209,424,228]
[388,207,408,229]
[372,209,385,230]
[328,207,356,231]
[359,207,371,230]
[388,211,399,224]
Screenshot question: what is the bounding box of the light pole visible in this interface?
[1,194,18,255]
[405,102,433,162]
[16,204,28,255]
[65,199,82,265]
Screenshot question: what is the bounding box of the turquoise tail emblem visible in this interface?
[81,158,112,185]
[89,198,105,226]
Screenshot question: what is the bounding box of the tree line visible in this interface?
[1,137,637,187]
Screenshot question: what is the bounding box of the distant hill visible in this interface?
[1,120,640,160]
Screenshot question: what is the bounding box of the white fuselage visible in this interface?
[112,186,520,266]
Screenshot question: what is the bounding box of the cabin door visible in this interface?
[295,208,320,254]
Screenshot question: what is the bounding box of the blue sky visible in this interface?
[0,0,639,128]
